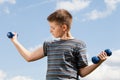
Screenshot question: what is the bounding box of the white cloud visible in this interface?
[0,0,16,4]
[0,70,7,80]
[81,49,120,80]
[0,70,33,80]
[84,0,120,21]
[56,0,90,11]
[0,0,16,14]
[24,0,54,9]
[105,0,120,10]
[8,0,16,4]
[10,76,33,80]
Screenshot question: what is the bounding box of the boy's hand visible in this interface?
[98,51,108,63]
[7,32,18,42]
[11,32,18,41]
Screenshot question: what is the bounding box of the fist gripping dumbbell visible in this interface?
[92,49,112,64]
[7,32,15,38]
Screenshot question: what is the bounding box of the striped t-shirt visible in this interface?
[43,39,88,80]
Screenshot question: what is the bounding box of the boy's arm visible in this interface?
[11,33,45,62]
[78,51,107,77]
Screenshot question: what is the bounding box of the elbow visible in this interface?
[79,70,88,78]
[80,74,87,78]
[79,66,89,78]
[25,56,33,62]
[26,59,32,62]
[79,74,87,78]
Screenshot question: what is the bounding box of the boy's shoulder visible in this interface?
[44,38,85,43]
[71,39,86,47]
[43,39,86,49]
[71,38,85,43]
[44,38,86,46]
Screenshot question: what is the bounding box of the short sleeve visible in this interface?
[43,41,48,56]
[77,47,88,69]
[73,42,88,69]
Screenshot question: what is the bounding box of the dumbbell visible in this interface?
[92,49,112,64]
[7,32,15,38]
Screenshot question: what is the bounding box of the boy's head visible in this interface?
[47,9,72,31]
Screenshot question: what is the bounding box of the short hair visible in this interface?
[47,9,72,30]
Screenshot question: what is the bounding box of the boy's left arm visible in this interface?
[78,51,108,77]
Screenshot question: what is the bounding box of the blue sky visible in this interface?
[0,0,120,80]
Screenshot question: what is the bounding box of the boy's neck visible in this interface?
[60,32,74,40]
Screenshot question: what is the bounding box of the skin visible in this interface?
[10,21,108,77]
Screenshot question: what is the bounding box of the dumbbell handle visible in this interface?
[7,32,15,38]
[92,49,112,64]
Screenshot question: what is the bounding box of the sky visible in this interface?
[0,0,120,80]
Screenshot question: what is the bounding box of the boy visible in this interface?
[10,9,108,80]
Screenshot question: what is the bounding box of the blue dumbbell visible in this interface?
[7,32,15,38]
[92,49,112,64]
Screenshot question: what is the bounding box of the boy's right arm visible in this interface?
[10,33,45,62]
[78,51,107,77]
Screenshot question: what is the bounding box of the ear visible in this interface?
[62,24,68,31]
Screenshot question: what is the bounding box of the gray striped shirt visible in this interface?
[43,39,88,80]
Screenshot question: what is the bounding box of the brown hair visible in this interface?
[47,9,72,30]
